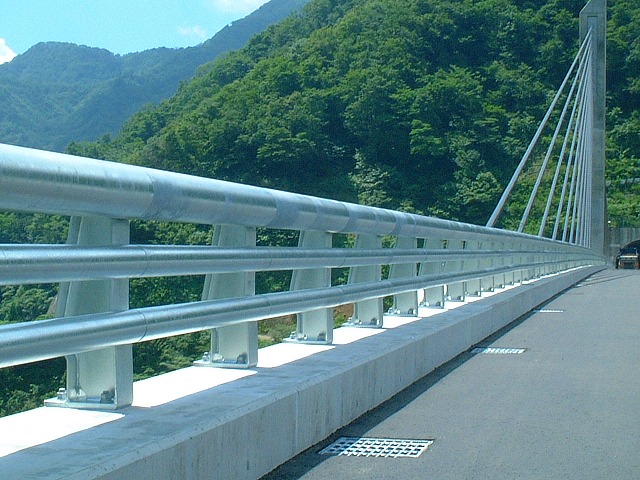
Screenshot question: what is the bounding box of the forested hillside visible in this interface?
[72,0,571,222]
[1,0,639,417]
[0,0,311,151]
[68,0,640,226]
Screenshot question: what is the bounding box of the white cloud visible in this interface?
[208,0,270,14]
[178,25,208,42]
[0,38,17,65]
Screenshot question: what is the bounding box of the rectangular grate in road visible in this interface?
[318,437,434,458]
[471,347,526,355]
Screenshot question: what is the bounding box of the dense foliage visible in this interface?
[1,0,639,416]
[69,0,613,227]
[605,0,640,225]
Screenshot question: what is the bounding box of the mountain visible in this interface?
[0,0,311,151]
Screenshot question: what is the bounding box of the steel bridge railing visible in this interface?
[0,143,605,409]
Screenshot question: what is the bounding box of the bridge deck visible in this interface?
[263,269,640,479]
[0,267,615,479]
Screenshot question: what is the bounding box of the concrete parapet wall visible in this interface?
[0,266,602,480]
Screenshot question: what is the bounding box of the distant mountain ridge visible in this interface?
[0,0,311,151]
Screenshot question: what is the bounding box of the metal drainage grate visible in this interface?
[318,437,433,458]
[471,347,526,355]
[533,309,564,313]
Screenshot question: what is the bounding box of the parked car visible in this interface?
[616,246,640,269]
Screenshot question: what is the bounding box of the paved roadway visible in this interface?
[262,269,640,479]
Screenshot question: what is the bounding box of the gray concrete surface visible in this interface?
[262,269,640,479]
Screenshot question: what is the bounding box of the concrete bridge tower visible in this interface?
[580,0,606,254]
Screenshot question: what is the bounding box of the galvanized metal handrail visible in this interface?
[0,143,587,244]
[0,142,605,409]
[0,259,580,370]
[0,244,593,285]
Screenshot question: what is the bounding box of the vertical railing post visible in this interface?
[46,216,133,409]
[198,225,258,368]
[419,238,446,308]
[532,243,543,279]
[288,230,333,343]
[551,250,561,275]
[540,247,549,276]
[480,240,495,293]
[388,236,419,316]
[444,239,466,302]
[466,240,482,296]
[494,241,507,289]
[347,234,383,327]
[529,244,540,279]
[512,240,524,284]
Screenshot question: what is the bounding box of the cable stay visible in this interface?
[486,28,597,248]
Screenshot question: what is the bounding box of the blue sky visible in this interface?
[0,0,270,64]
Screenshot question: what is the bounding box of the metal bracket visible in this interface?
[387,236,419,316]
[345,234,383,328]
[196,225,258,369]
[286,231,333,344]
[45,216,133,410]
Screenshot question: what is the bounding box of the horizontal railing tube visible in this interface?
[0,244,600,285]
[0,261,596,369]
[0,143,605,248]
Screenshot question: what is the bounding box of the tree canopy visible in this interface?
[70,0,627,227]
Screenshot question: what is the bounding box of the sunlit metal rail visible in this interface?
[0,245,588,285]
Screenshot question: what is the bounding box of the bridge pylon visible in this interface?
[580,0,606,254]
